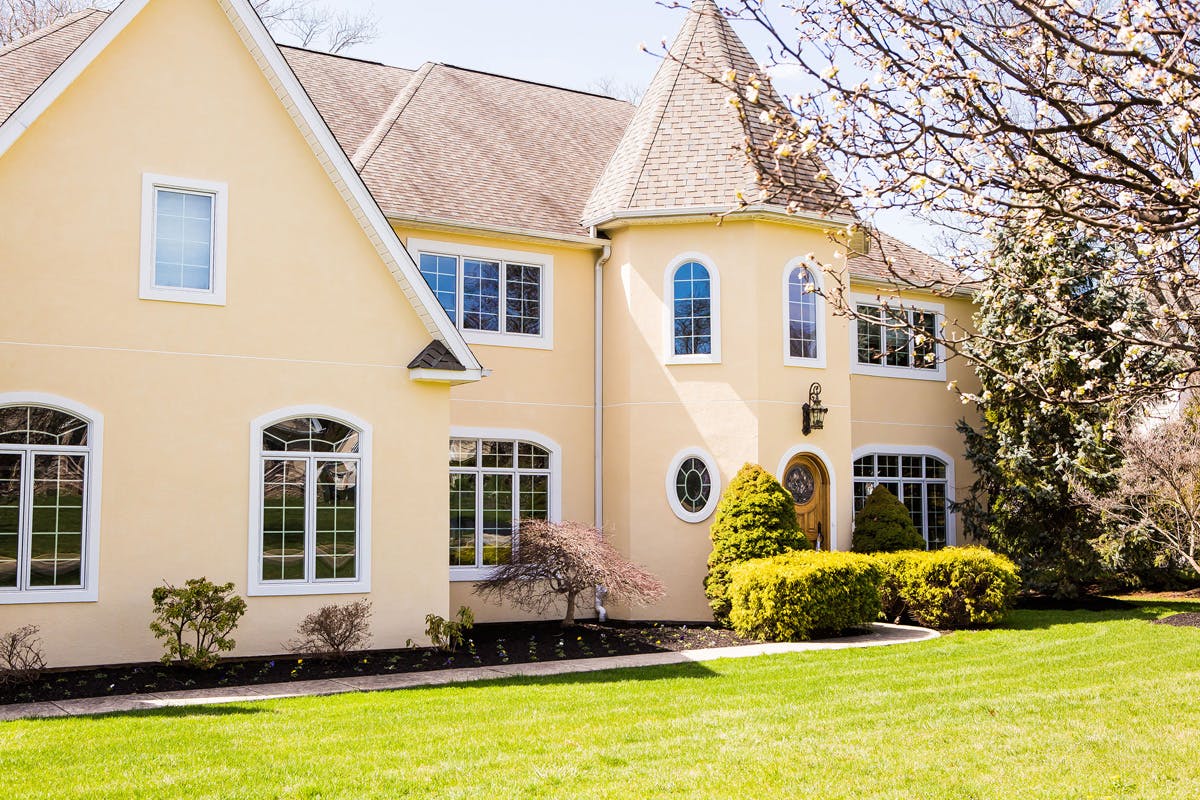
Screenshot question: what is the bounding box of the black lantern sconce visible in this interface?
[802,382,827,436]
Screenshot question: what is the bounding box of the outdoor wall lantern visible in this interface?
[802,382,827,436]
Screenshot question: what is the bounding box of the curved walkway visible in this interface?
[0,622,937,722]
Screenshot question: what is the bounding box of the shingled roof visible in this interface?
[0,2,954,286]
[582,0,846,226]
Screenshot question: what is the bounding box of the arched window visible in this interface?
[448,432,559,578]
[666,256,721,362]
[251,410,371,595]
[787,266,819,361]
[852,452,950,549]
[0,400,99,601]
[666,448,721,523]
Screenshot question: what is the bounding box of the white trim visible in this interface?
[849,444,957,546]
[448,426,563,582]
[406,238,555,350]
[138,174,228,306]
[408,367,484,385]
[0,392,103,604]
[781,256,827,369]
[663,252,722,365]
[775,444,839,551]
[0,0,480,375]
[247,405,373,596]
[848,292,947,382]
[584,204,859,232]
[665,447,721,524]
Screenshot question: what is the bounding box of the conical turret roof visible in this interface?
[582,0,846,226]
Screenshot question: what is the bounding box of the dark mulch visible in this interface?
[1,621,756,706]
[1151,612,1200,628]
[1015,594,1137,612]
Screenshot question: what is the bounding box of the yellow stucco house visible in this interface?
[0,0,976,666]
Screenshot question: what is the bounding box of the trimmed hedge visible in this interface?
[728,551,882,641]
[851,485,926,553]
[874,547,1020,628]
[705,464,809,625]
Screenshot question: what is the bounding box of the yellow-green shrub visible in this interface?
[874,547,1019,628]
[728,551,882,641]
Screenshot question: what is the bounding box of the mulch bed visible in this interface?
[1151,612,1200,628]
[1,621,757,706]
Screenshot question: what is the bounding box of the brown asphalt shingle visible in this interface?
[0,9,105,125]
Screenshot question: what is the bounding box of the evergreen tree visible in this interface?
[850,486,925,553]
[704,463,808,624]
[957,221,1171,596]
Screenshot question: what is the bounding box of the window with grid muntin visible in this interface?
[449,438,551,569]
[418,252,542,336]
[853,453,948,549]
[260,418,360,584]
[672,260,712,356]
[0,406,90,592]
[787,266,819,360]
[855,304,938,370]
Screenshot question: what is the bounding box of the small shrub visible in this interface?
[705,463,810,624]
[150,577,247,669]
[851,485,926,553]
[874,547,1020,628]
[0,624,46,686]
[425,605,474,652]
[728,551,883,641]
[287,600,372,660]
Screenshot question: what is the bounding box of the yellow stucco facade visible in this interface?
[0,0,979,665]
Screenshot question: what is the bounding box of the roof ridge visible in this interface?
[433,62,635,104]
[351,61,434,171]
[0,8,102,58]
[277,43,399,70]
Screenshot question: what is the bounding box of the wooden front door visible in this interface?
[783,453,830,550]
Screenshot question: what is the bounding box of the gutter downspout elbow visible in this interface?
[593,233,611,622]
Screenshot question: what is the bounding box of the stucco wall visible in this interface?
[0,0,451,665]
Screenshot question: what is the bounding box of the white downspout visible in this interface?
[593,232,611,622]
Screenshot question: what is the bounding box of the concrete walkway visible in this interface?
[0,622,936,722]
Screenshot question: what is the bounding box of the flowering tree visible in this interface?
[707,0,1200,407]
[474,520,665,627]
[1076,410,1200,578]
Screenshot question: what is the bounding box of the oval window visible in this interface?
[666,448,721,523]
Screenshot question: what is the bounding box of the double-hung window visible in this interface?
[783,261,825,367]
[251,413,371,595]
[139,174,228,305]
[411,240,552,349]
[664,254,722,364]
[449,435,557,580]
[850,294,944,380]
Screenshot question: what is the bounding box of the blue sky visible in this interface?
[322,1,935,250]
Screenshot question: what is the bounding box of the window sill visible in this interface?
[247,579,370,597]
[139,286,226,306]
[665,354,721,366]
[0,587,98,604]
[783,354,827,369]
[461,330,553,351]
[450,566,501,582]
[850,363,946,382]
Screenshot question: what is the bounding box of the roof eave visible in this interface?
[388,211,609,250]
[584,204,859,232]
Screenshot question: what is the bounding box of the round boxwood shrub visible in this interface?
[850,485,926,553]
[705,463,809,624]
[728,551,883,641]
[874,547,1019,628]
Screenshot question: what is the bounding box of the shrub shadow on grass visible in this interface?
[1001,600,1200,630]
[450,659,720,691]
[25,703,270,724]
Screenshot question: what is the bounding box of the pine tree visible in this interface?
[704,463,808,624]
[850,485,925,553]
[957,221,1172,596]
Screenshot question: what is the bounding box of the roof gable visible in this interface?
[582,0,845,226]
[0,0,479,377]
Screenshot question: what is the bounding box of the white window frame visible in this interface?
[850,444,956,547]
[139,173,228,306]
[448,427,562,582]
[407,238,554,350]
[0,393,103,605]
[666,447,721,523]
[848,292,945,381]
[663,252,722,365]
[247,405,372,596]
[782,257,827,368]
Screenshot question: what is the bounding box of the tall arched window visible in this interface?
[672,260,712,357]
[251,409,371,595]
[0,398,101,602]
[787,266,818,360]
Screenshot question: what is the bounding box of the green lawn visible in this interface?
[4,603,1200,799]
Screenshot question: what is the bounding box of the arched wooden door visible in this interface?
[783,453,831,550]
